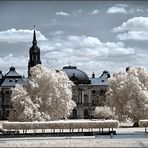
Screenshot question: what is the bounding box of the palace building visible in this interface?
[0,28,110,119]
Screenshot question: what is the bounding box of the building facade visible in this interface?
[62,66,110,119]
[0,66,26,119]
[0,28,110,120]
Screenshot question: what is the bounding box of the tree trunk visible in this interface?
[133,121,139,127]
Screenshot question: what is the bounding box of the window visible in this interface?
[15,79,18,82]
[100,90,105,96]
[84,94,88,104]
[9,79,12,82]
[84,109,89,119]
[73,109,77,119]
[101,80,105,82]
[92,90,96,94]
[5,91,9,95]
[36,55,38,61]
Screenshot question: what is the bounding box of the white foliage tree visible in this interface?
[106,66,148,123]
[93,106,115,120]
[9,64,76,122]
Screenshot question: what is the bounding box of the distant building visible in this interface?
[63,66,110,119]
[0,28,110,120]
[0,28,40,119]
[0,66,27,119]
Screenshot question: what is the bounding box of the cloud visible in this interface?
[116,31,148,41]
[107,6,128,14]
[113,17,148,40]
[78,9,82,13]
[39,35,135,76]
[50,30,64,36]
[56,11,70,16]
[107,4,145,14]
[0,28,47,43]
[114,4,129,8]
[0,53,28,75]
[91,9,100,15]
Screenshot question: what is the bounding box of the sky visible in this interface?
[0,1,148,77]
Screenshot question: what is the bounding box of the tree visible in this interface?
[106,66,148,125]
[9,64,76,122]
[92,106,115,120]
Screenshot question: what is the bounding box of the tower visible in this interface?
[28,26,41,76]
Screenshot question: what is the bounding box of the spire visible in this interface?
[32,25,37,45]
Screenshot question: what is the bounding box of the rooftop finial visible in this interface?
[68,57,71,66]
[34,25,36,31]
[32,25,37,45]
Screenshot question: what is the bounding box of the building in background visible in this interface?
[0,66,27,119]
[63,66,110,119]
[0,28,110,120]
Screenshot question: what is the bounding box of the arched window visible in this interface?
[73,108,77,119]
[84,94,88,104]
[84,108,89,119]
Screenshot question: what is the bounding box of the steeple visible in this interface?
[28,26,41,77]
[32,25,37,46]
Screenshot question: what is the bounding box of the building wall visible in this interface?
[70,84,108,119]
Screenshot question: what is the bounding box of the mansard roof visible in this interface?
[1,66,26,87]
[90,71,110,86]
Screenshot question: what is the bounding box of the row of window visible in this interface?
[9,79,19,82]
[92,89,105,95]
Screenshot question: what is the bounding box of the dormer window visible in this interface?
[101,80,105,82]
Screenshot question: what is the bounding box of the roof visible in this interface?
[90,71,110,86]
[90,77,108,86]
[29,30,40,53]
[5,66,22,78]
[2,78,26,87]
[62,66,90,84]
[1,66,26,87]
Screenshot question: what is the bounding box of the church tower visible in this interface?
[28,26,41,76]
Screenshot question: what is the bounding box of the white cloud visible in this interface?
[56,11,70,16]
[39,35,135,76]
[50,30,64,36]
[0,54,28,75]
[114,4,129,8]
[107,6,128,14]
[91,9,100,15]
[78,9,82,13]
[113,17,148,32]
[136,8,144,13]
[117,31,148,41]
[107,4,145,14]
[113,17,148,40]
[0,28,47,43]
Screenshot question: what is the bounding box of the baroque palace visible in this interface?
[0,29,110,119]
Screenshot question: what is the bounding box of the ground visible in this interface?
[0,121,148,147]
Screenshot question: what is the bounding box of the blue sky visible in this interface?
[0,1,148,77]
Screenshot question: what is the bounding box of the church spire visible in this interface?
[32,25,37,45]
[28,25,41,77]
